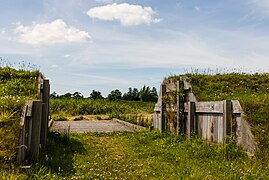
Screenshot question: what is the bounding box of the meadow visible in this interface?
[2,130,269,179]
[50,98,155,127]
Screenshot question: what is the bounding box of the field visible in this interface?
[2,130,269,179]
[1,70,269,179]
[50,98,155,127]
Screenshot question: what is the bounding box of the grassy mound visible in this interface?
[0,67,39,167]
[183,73,269,159]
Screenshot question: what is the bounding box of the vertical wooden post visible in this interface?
[40,80,50,149]
[177,79,185,135]
[30,100,42,161]
[223,100,232,137]
[160,84,166,133]
[187,101,195,139]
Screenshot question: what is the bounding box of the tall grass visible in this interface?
[50,98,155,126]
[0,67,39,168]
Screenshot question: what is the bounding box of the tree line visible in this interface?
[50,85,158,102]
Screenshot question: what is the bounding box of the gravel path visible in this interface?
[50,120,135,133]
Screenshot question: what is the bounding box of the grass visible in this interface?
[0,67,40,167]
[2,130,269,179]
[50,98,155,127]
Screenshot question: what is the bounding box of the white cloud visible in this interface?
[15,19,91,45]
[87,3,161,26]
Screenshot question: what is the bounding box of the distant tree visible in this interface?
[50,91,58,98]
[139,86,158,102]
[107,89,122,101]
[60,92,72,98]
[72,92,83,99]
[90,90,103,100]
[122,88,139,101]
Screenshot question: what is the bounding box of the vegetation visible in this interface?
[177,73,269,160]
[2,130,269,179]
[50,98,155,126]
[0,66,40,168]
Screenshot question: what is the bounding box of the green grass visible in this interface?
[0,67,39,167]
[50,98,155,126]
[182,73,269,159]
[3,131,269,179]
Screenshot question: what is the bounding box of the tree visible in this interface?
[139,86,158,102]
[60,92,72,98]
[122,88,139,101]
[50,92,58,98]
[72,92,83,99]
[107,89,122,101]
[90,90,103,100]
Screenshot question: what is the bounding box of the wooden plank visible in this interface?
[213,114,219,143]
[197,114,202,137]
[218,115,223,143]
[30,101,42,161]
[223,100,232,136]
[187,101,195,139]
[40,80,50,149]
[25,101,33,117]
[232,100,242,113]
[184,101,224,113]
[160,84,166,132]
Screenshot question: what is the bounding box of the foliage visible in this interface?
[107,89,122,101]
[89,90,103,100]
[139,86,158,102]
[50,98,155,117]
[4,131,269,179]
[122,88,140,101]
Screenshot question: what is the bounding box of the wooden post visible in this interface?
[223,100,232,137]
[177,79,185,135]
[187,101,195,139]
[40,80,50,149]
[30,100,42,161]
[160,84,166,133]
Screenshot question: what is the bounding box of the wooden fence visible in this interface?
[153,77,256,154]
[17,75,50,164]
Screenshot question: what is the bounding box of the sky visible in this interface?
[1,0,269,97]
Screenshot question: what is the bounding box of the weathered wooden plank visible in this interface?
[184,101,224,113]
[187,101,195,139]
[30,100,42,161]
[213,114,219,143]
[160,84,166,133]
[25,101,33,117]
[232,100,242,113]
[223,100,232,136]
[40,80,50,149]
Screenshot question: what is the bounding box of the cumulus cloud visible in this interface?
[87,3,161,26]
[15,19,91,45]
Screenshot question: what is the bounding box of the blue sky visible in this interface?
[1,0,269,96]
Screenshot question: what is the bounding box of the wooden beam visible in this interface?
[187,101,196,139]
